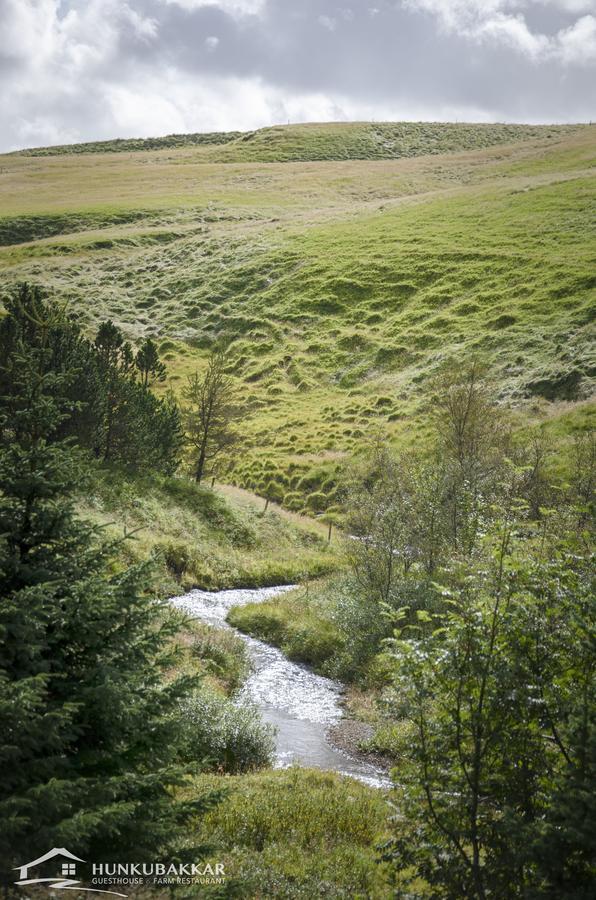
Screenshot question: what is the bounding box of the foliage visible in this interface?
[178,689,275,775]
[0,283,182,474]
[0,310,219,871]
[188,621,250,694]
[383,519,595,899]
[183,349,240,483]
[191,768,393,898]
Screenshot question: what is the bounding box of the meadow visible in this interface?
[1,121,594,512]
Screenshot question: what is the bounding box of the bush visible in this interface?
[179,689,275,774]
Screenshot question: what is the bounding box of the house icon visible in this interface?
[14,847,85,884]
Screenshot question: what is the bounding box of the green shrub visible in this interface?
[179,689,275,774]
[190,624,250,693]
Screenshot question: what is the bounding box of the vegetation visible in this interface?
[0,121,594,897]
[0,300,220,871]
[12,130,243,157]
[1,124,593,510]
[183,349,239,483]
[190,768,393,898]
[13,121,581,162]
[0,284,182,473]
[80,466,337,593]
[232,362,595,897]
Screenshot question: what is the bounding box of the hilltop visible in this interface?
[1,121,594,513]
[10,121,582,161]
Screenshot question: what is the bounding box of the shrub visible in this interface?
[190,625,250,693]
[179,689,275,774]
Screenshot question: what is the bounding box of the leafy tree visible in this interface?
[183,350,239,483]
[383,512,595,898]
[0,299,218,875]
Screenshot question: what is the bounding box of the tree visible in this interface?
[136,337,167,389]
[94,320,135,462]
[182,350,239,483]
[431,358,509,556]
[383,512,595,898]
[0,302,218,874]
[0,291,182,476]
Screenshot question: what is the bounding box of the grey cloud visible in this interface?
[0,0,594,153]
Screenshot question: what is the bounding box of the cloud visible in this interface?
[0,0,594,153]
[557,13,596,61]
[404,0,596,63]
[160,0,265,14]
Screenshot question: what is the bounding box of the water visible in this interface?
[169,586,391,789]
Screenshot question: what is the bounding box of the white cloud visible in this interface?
[318,15,337,31]
[160,0,265,14]
[557,13,596,62]
[0,0,594,152]
[404,0,596,63]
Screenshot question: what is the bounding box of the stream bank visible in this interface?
[170,585,391,789]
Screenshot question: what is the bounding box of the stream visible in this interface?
[169,586,391,789]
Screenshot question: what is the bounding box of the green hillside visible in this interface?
[1,122,594,512]
[12,121,581,161]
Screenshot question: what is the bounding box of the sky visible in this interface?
[0,0,595,152]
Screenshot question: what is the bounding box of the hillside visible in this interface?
[12,121,582,162]
[1,122,594,512]
[80,466,336,592]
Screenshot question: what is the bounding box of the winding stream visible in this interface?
[169,586,391,788]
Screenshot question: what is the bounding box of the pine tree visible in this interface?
[0,301,218,878]
[136,337,167,389]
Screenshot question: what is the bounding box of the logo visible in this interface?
[14,847,226,894]
[13,848,126,896]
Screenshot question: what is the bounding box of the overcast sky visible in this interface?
[0,0,595,152]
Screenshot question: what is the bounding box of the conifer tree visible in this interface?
[0,300,217,878]
[136,337,167,389]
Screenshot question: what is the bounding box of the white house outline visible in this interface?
[14,847,85,881]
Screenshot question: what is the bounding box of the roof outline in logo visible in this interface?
[13,847,126,896]
[14,848,84,881]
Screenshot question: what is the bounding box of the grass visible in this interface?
[188,768,394,898]
[1,122,594,509]
[13,121,581,162]
[80,464,338,593]
[227,582,344,674]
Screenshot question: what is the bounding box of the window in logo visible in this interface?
[62,863,76,876]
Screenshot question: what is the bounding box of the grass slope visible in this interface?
[189,768,394,898]
[13,121,581,162]
[1,122,594,511]
[81,465,337,592]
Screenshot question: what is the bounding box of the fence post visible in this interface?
[327,521,332,543]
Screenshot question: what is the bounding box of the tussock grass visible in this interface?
[78,465,338,592]
[1,124,594,508]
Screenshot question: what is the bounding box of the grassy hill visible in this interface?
[1,122,594,513]
[12,121,581,161]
